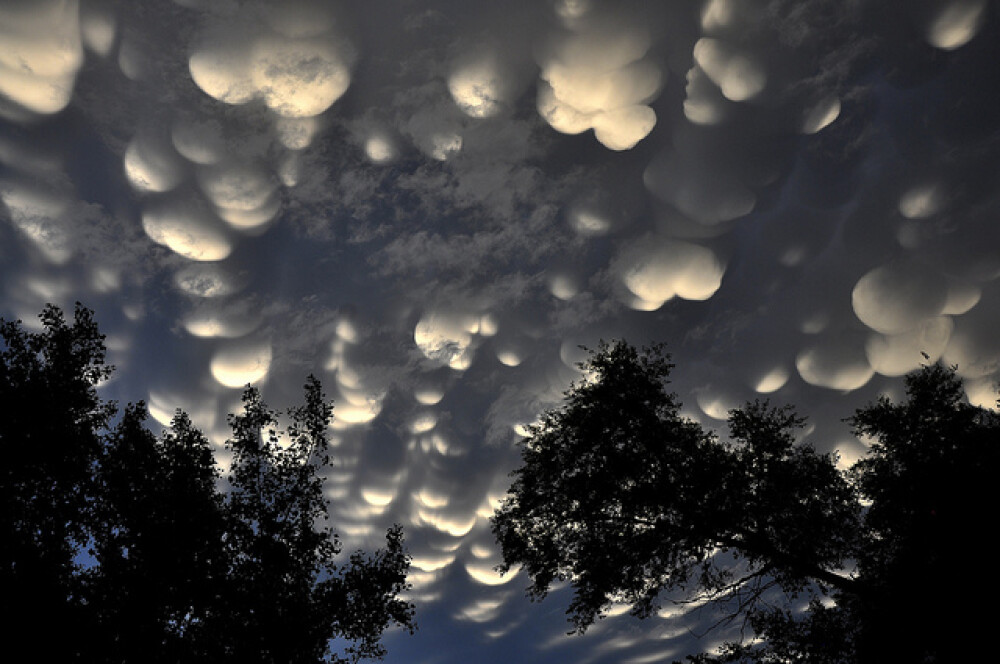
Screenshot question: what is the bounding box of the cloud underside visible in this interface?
[2,1,1000,662]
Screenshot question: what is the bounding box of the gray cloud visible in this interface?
[3,1,1000,662]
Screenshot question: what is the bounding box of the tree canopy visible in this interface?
[1,304,414,663]
[492,340,1000,663]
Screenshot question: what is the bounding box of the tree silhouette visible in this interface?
[492,340,1000,663]
[1,305,414,663]
[218,378,414,664]
[85,405,228,662]
[1,303,113,658]
[842,363,999,663]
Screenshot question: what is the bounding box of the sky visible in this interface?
[1,0,999,662]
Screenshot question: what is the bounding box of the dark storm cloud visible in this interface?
[2,1,1000,662]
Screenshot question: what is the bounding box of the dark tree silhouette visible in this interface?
[218,378,415,664]
[1,303,113,657]
[85,405,229,663]
[492,340,1000,663]
[1,305,414,663]
[841,364,999,664]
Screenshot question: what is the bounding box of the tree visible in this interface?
[1,303,114,657]
[842,364,999,663]
[84,405,229,663]
[217,378,415,664]
[492,340,1000,663]
[1,305,415,663]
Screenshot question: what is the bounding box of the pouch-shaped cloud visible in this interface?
[591,105,658,152]
[466,560,519,587]
[801,96,841,134]
[408,412,438,435]
[866,316,953,377]
[898,183,944,219]
[79,1,116,57]
[197,162,275,211]
[696,386,741,421]
[414,311,480,370]
[210,337,272,388]
[543,58,661,115]
[141,195,232,261]
[618,237,725,308]
[567,206,612,236]
[363,133,398,164]
[692,38,766,102]
[495,347,523,367]
[943,278,980,315]
[419,509,478,538]
[196,161,279,231]
[124,130,187,194]
[331,397,382,429]
[117,34,151,82]
[796,334,874,391]
[189,27,257,105]
[543,13,651,70]
[250,34,351,118]
[964,376,999,411]
[147,389,217,432]
[559,338,594,372]
[414,385,446,406]
[174,263,245,298]
[644,149,755,224]
[547,271,580,300]
[456,596,506,623]
[683,64,729,126]
[851,261,949,334]
[941,297,1000,378]
[182,300,262,338]
[0,176,73,263]
[449,49,522,119]
[701,0,740,33]
[536,80,595,135]
[330,371,385,429]
[478,313,498,337]
[0,0,83,116]
[535,14,661,150]
[190,17,352,118]
[214,194,280,232]
[404,107,464,161]
[172,116,227,165]
[926,0,986,50]
[753,366,791,394]
[276,152,301,187]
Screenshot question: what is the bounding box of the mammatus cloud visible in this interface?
[617,236,725,309]
[535,1,662,150]
[926,0,987,50]
[0,0,84,119]
[3,2,1000,663]
[188,2,354,119]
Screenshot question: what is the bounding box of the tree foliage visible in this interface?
[492,340,1000,663]
[1,304,414,663]
[219,379,414,664]
[1,303,114,657]
[85,405,229,662]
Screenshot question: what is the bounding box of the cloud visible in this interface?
[534,2,663,150]
[5,1,1000,662]
[616,236,726,309]
[0,0,84,118]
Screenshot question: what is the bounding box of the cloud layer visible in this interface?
[3,1,1000,662]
